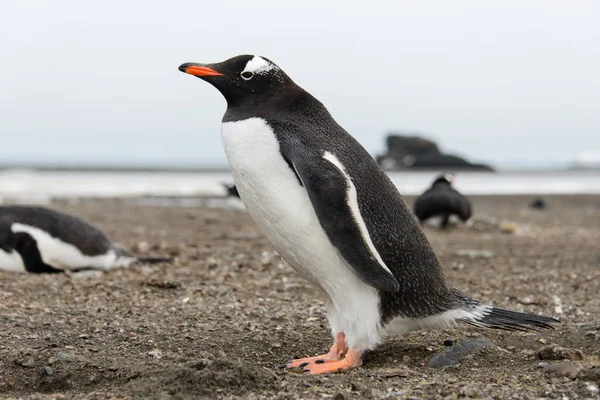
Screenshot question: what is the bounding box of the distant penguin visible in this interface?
[529,196,547,210]
[223,183,240,198]
[414,173,472,229]
[179,54,557,374]
[0,206,171,273]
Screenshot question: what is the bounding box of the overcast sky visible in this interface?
[1,0,599,168]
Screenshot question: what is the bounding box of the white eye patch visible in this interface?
[242,56,274,75]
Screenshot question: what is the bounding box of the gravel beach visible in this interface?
[1,195,599,399]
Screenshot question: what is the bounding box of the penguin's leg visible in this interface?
[285,300,348,368]
[299,289,379,374]
[283,332,348,368]
[440,214,450,229]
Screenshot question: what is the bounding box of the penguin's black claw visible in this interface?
[315,359,326,364]
[277,364,288,369]
[298,362,309,368]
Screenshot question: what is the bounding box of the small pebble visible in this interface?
[44,366,54,376]
[544,362,582,379]
[20,358,36,368]
[538,345,584,361]
[48,357,58,365]
[134,241,150,253]
[148,349,162,359]
[428,338,492,368]
[57,352,70,360]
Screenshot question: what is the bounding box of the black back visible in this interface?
[414,177,472,223]
[0,206,113,256]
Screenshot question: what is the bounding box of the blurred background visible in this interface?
[1,0,599,203]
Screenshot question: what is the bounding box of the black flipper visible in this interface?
[282,142,399,292]
[12,232,63,274]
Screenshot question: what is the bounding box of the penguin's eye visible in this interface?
[241,71,254,80]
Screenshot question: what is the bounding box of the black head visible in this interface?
[178,55,296,109]
[431,172,456,187]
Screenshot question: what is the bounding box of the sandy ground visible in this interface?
[1,195,599,399]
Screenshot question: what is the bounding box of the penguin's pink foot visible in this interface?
[282,332,348,369]
[302,349,363,374]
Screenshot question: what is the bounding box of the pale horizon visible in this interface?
[2,0,599,170]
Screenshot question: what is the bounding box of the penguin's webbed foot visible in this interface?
[302,349,363,374]
[282,355,338,369]
[283,332,348,370]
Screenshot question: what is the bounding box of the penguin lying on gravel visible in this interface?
[179,55,559,374]
[414,173,472,229]
[0,206,170,273]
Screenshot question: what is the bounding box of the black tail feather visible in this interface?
[115,247,173,265]
[466,306,559,332]
[134,257,173,264]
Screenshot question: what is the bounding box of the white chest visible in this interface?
[220,118,383,350]
[221,118,341,287]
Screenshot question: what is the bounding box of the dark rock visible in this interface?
[580,368,600,382]
[544,362,583,379]
[427,338,493,368]
[376,134,494,171]
[538,345,584,361]
[20,358,36,368]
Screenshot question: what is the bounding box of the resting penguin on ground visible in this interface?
[414,173,472,229]
[179,55,558,374]
[0,206,170,273]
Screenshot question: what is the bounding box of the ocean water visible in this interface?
[0,169,599,204]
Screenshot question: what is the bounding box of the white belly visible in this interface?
[10,223,122,271]
[221,117,382,350]
[0,248,26,272]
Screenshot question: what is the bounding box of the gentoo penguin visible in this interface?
[179,55,558,374]
[529,196,548,210]
[414,173,472,229]
[0,206,170,273]
[223,183,240,198]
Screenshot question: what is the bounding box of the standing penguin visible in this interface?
[0,206,170,273]
[179,55,558,374]
[414,173,472,229]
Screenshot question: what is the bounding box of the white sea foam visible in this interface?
[1,169,599,203]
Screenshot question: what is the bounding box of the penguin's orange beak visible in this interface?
[178,63,223,77]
